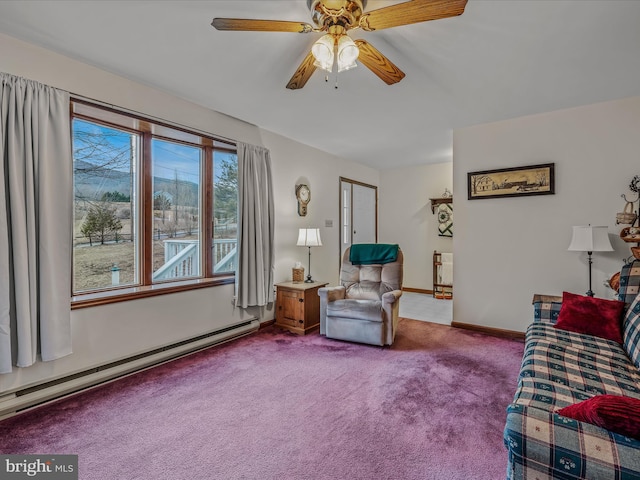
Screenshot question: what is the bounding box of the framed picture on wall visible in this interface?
[467,163,555,200]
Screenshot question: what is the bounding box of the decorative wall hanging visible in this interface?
[616,201,637,225]
[430,189,453,237]
[617,175,640,261]
[467,163,555,200]
[296,183,310,216]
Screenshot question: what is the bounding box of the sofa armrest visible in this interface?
[318,286,346,335]
[381,290,402,305]
[532,293,562,324]
[318,285,346,302]
[504,402,640,480]
[381,290,403,345]
[531,294,562,304]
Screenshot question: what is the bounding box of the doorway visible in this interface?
[339,177,377,261]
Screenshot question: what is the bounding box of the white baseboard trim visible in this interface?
[0,319,259,420]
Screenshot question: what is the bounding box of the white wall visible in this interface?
[0,33,377,391]
[453,96,640,332]
[379,162,453,290]
[260,129,380,287]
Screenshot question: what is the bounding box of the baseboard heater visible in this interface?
[0,319,260,420]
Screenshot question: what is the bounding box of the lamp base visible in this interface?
[586,252,594,297]
[305,246,314,283]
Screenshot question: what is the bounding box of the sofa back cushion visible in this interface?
[623,294,640,370]
[618,260,640,306]
[340,246,403,299]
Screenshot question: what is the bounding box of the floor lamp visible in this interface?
[568,225,613,297]
[297,228,322,283]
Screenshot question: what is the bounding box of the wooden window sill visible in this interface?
[71,276,234,309]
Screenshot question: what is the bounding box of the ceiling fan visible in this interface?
[211,0,468,89]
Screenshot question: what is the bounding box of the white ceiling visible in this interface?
[1,0,639,170]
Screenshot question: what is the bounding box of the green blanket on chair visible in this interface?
[349,244,399,265]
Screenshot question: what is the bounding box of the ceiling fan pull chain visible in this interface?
[335,74,339,89]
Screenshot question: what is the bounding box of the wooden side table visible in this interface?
[275,281,328,335]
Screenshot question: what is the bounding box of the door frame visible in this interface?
[338,176,378,268]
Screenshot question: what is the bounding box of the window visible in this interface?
[213,150,238,274]
[71,100,237,305]
[73,119,139,291]
[151,138,202,281]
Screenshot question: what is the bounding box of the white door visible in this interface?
[340,178,377,260]
[352,184,376,244]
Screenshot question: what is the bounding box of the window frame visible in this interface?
[70,99,237,309]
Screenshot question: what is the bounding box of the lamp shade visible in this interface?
[311,34,334,72]
[297,228,322,247]
[568,225,613,252]
[337,35,359,73]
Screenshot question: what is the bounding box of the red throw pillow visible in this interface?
[557,395,640,440]
[554,291,624,343]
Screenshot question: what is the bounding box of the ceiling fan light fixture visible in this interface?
[337,58,357,73]
[311,34,335,72]
[215,0,469,90]
[337,35,359,72]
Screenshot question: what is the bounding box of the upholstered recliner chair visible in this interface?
[318,244,403,346]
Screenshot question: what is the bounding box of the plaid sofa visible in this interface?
[504,285,640,479]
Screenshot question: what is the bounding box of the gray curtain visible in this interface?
[0,73,72,373]
[235,142,275,308]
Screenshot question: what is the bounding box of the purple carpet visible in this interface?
[0,319,524,479]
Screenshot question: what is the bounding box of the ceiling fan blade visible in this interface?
[354,40,405,85]
[211,18,314,33]
[359,0,468,31]
[286,51,318,90]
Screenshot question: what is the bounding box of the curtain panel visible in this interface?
[236,143,275,308]
[0,73,72,373]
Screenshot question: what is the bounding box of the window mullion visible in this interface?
[203,147,213,277]
[142,132,153,285]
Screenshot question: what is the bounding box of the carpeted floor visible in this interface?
[0,319,524,480]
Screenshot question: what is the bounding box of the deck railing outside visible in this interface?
[153,238,236,280]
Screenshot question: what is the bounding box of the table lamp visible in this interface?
[297,228,322,283]
[568,225,613,297]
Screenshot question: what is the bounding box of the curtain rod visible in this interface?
[69,92,239,147]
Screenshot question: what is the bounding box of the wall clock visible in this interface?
[296,184,310,216]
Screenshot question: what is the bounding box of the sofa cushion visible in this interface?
[326,299,383,322]
[554,291,625,344]
[345,280,384,301]
[528,322,625,358]
[623,294,640,370]
[521,325,640,398]
[557,395,640,441]
[512,377,595,411]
